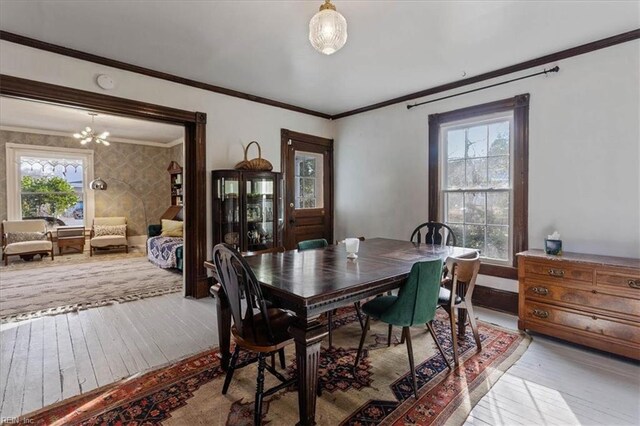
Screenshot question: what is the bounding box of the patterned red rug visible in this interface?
[19,309,529,426]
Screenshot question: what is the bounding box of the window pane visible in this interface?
[488,156,510,188]
[466,125,487,158]
[464,224,485,253]
[294,151,323,209]
[445,192,464,223]
[488,121,510,156]
[447,129,465,159]
[487,192,509,225]
[20,156,84,227]
[446,159,465,188]
[486,225,509,260]
[464,192,485,224]
[465,158,487,188]
[448,223,463,246]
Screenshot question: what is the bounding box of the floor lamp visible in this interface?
[89,177,148,231]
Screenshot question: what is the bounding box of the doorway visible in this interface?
[0,75,208,298]
[280,129,333,249]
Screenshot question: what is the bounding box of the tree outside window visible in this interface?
[19,156,85,228]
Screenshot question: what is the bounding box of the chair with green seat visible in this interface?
[296,238,329,251]
[297,238,365,347]
[353,259,452,399]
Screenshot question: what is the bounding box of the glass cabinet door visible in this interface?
[214,174,240,249]
[245,175,275,251]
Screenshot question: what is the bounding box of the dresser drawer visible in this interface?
[523,281,640,319]
[596,268,640,293]
[523,302,640,344]
[524,260,593,283]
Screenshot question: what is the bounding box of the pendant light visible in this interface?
[73,113,110,146]
[309,0,348,55]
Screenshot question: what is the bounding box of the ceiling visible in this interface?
[0,97,184,144]
[0,1,638,115]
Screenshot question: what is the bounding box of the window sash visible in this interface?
[6,143,95,228]
[428,94,529,277]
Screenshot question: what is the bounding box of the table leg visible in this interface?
[211,283,231,370]
[289,317,327,426]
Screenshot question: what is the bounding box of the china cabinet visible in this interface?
[212,170,283,252]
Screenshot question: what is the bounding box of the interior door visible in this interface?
[281,129,333,249]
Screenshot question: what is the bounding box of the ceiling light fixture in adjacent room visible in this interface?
[309,0,348,55]
[73,112,110,146]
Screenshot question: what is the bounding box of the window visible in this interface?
[294,151,324,209]
[429,95,529,277]
[6,144,95,229]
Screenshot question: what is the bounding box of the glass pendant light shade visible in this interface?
[309,1,347,55]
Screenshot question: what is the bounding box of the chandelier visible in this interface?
[309,0,347,55]
[73,113,110,146]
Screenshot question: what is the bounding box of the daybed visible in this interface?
[147,219,183,272]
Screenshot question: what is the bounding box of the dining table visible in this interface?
[207,237,476,426]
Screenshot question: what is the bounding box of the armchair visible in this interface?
[90,217,128,256]
[1,219,54,265]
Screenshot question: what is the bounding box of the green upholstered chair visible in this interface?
[297,238,365,347]
[354,259,452,399]
[296,238,329,251]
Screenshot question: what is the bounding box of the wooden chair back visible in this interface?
[213,243,276,344]
[449,251,481,302]
[410,222,457,246]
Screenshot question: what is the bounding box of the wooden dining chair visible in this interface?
[410,221,457,246]
[297,238,365,347]
[354,259,452,399]
[439,251,482,365]
[213,243,296,425]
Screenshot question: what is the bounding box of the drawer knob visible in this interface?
[628,279,640,289]
[548,268,565,278]
[532,309,549,319]
[532,286,549,296]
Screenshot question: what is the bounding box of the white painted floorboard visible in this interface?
[466,307,640,426]
[1,296,638,425]
[0,292,218,419]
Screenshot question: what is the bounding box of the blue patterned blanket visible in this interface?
[147,236,183,269]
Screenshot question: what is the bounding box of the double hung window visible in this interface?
[428,95,529,276]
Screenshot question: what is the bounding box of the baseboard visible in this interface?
[472,285,519,315]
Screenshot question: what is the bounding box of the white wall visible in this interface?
[0,40,334,256]
[333,41,640,292]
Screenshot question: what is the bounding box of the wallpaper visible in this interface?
[0,130,184,236]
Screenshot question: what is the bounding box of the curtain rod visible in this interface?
[407,66,560,110]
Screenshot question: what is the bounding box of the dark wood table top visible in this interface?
[242,238,475,316]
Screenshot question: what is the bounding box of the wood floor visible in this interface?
[465,308,640,426]
[0,293,217,419]
[1,298,639,424]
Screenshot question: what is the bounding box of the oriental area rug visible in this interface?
[0,256,182,323]
[20,308,529,426]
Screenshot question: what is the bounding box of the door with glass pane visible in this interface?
[281,129,333,249]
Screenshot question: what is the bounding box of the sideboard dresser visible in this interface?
[517,250,640,360]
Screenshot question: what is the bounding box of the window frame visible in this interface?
[6,143,95,228]
[428,94,529,279]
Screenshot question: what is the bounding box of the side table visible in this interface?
[57,225,86,254]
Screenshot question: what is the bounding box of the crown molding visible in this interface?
[331,28,640,119]
[0,125,182,148]
[0,31,332,120]
[2,28,638,121]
